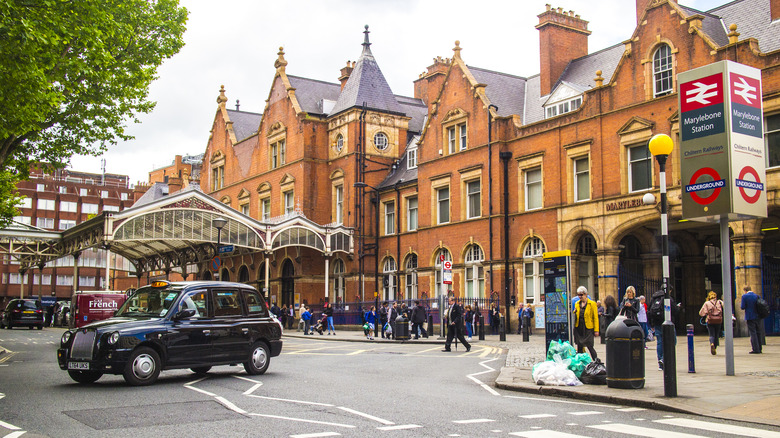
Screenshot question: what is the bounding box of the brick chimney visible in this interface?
[167,176,183,194]
[414,56,451,107]
[636,0,650,24]
[773,0,780,21]
[339,61,354,90]
[537,5,591,97]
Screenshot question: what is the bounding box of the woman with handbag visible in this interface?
[620,286,640,322]
[699,291,724,355]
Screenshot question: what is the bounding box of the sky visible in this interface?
[69,0,728,185]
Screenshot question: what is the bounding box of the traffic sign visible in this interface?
[218,245,234,254]
[442,260,452,285]
[211,256,221,270]
[686,167,724,205]
[736,165,763,204]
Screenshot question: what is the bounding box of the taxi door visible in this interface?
[165,290,213,366]
[210,288,246,362]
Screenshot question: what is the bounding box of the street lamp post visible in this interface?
[212,217,227,281]
[354,182,380,339]
[648,133,677,397]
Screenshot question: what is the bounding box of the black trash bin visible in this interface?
[605,317,645,389]
[395,314,410,341]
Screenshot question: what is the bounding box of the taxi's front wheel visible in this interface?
[244,342,269,375]
[68,370,103,384]
[124,347,161,386]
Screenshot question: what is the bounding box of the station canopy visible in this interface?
[0,184,354,275]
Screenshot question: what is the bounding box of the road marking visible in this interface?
[245,394,334,407]
[569,411,602,416]
[215,396,247,415]
[290,433,340,438]
[247,413,354,429]
[453,419,494,424]
[4,431,26,438]
[504,395,615,408]
[589,423,708,437]
[337,407,394,425]
[242,383,262,395]
[0,420,21,430]
[0,393,4,401]
[655,418,780,437]
[509,430,584,437]
[409,346,444,355]
[346,350,365,355]
[615,407,646,412]
[377,424,422,431]
[467,358,500,396]
[519,414,556,419]
[183,379,217,398]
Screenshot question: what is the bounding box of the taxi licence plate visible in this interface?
[68,362,89,370]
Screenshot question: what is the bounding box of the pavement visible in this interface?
[284,326,780,427]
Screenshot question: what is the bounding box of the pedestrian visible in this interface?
[288,305,295,329]
[516,303,524,334]
[270,302,280,318]
[597,300,604,316]
[301,306,312,335]
[386,302,398,339]
[637,295,650,346]
[603,295,618,330]
[442,296,471,352]
[323,301,335,335]
[410,300,427,339]
[364,306,376,340]
[464,305,474,340]
[472,300,481,335]
[490,303,500,335]
[573,286,599,359]
[379,302,389,338]
[280,305,288,328]
[648,288,678,370]
[699,291,724,355]
[621,286,639,321]
[740,285,762,354]
[520,303,534,335]
[297,306,306,332]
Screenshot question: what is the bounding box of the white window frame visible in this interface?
[653,44,673,97]
[407,148,417,169]
[36,217,54,229]
[523,238,546,303]
[459,124,467,150]
[283,191,294,214]
[261,198,271,221]
[406,196,418,231]
[466,179,481,219]
[59,219,76,230]
[82,203,99,215]
[60,201,77,212]
[383,257,397,301]
[37,199,55,210]
[628,144,652,192]
[384,201,395,235]
[120,192,129,200]
[525,167,542,210]
[765,113,780,168]
[335,185,343,225]
[333,259,346,304]
[36,184,45,192]
[18,198,32,209]
[437,187,450,224]
[79,188,88,196]
[464,245,485,299]
[574,157,590,202]
[374,132,388,151]
[405,254,418,300]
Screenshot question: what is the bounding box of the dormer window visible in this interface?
[545,96,582,119]
[407,147,417,169]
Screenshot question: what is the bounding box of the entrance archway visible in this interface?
[281,259,295,307]
[238,265,249,283]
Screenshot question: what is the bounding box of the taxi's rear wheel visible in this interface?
[68,370,103,384]
[123,347,161,386]
[244,342,269,375]
[190,366,211,374]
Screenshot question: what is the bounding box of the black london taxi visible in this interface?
[57,281,283,386]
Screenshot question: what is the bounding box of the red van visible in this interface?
[70,291,128,328]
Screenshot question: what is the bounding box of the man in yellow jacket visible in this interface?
[573,286,599,359]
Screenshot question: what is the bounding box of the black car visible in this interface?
[57,281,283,386]
[1,299,44,330]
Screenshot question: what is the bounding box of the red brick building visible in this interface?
[198,0,780,333]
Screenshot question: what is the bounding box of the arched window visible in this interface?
[523,238,546,303]
[333,259,345,305]
[653,44,673,97]
[383,257,396,301]
[405,254,418,300]
[335,134,344,152]
[464,245,485,299]
[220,267,230,282]
[238,265,249,283]
[434,248,452,296]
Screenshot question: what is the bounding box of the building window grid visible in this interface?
[36,217,54,229]
[335,185,343,224]
[574,157,590,202]
[525,167,542,210]
[82,203,98,215]
[765,113,780,168]
[261,198,271,221]
[405,254,418,300]
[60,201,77,212]
[653,44,673,97]
[37,199,55,210]
[333,259,345,303]
[374,132,388,151]
[335,134,344,152]
[384,201,395,235]
[523,238,546,302]
[407,197,418,231]
[437,187,450,224]
[383,257,397,301]
[465,245,485,299]
[18,198,32,209]
[466,180,481,219]
[628,145,652,192]
[212,166,224,191]
[284,191,294,214]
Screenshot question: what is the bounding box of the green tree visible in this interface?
[0,0,188,225]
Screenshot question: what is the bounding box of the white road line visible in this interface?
[377,424,423,431]
[0,393,4,401]
[467,358,500,396]
[509,430,584,437]
[615,407,646,412]
[568,411,603,416]
[215,396,247,415]
[519,414,556,419]
[337,407,394,425]
[589,423,708,438]
[247,413,355,429]
[4,431,26,438]
[233,375,260,383]
[290,433,340,438]
[453,419,495,424]
[0,421,20,430]
[346,350,365,355]
[186,376,208,385]
[655,418,780,438]
[184,385,217,397]
[242,383,262,395]
[504,395,615,408]
[245,394,334,407]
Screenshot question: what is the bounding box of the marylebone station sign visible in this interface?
[679,60,767,222]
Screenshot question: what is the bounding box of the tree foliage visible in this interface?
[0,0,187,225]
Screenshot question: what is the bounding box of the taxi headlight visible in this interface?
[61,331,72,345]
[107,331,120,345]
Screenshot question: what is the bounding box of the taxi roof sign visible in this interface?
[150,280,170,288]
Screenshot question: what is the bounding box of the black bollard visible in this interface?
[523,315,529,342]
[478,317,485,340]
[499,315,506,341]
[426,314,432,338]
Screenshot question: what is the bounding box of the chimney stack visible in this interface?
[536,5,590,96]
[636,0,651,24]
[339,61,355,90]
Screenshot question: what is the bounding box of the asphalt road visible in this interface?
[0,328,779,437]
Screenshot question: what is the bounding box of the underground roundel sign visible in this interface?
[685,167,725,205]
[736,165,764,204]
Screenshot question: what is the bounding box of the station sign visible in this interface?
[218,245,234,254]
[543,250,571,352]
[679,60,766,221]
[442,260,452,285]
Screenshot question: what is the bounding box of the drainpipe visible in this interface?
[499,151,512,337]
[487,104,498,296]
[395,182,401,299]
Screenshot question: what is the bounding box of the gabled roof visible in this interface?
[226,109,262,142]
[707,0,780,53]
[469,67,528,119]
[556,43,624,94]
[378,135,418,189]
[330,26,404,117]
[287,76,341,116]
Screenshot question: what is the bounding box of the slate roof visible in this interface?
[226,109,262,142]
[133,181,202,209]
[378,135,419,189]
[396,96,428,133]
[287,75,342,116]
[330,28,404,117]
[469,67,527,119]
[556,44,624,93]
[707,0,780,53]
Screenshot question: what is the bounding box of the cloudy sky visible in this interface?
[70,0,727,185]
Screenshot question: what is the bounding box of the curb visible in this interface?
[283,332,447,345]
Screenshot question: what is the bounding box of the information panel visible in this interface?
[543,250,571,352]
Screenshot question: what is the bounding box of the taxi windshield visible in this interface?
[115,287,181,318]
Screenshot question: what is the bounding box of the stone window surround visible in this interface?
[459,165,482,220]
[516,152,544,212]
[641,38,678,100]
[431,174,451,225]
[442,108,468,156]
[564,140,592,204]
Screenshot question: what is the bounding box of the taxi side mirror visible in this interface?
[174,309,196,320]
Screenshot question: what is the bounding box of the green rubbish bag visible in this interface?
[568,353,593,378]
[546,340,576,361]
